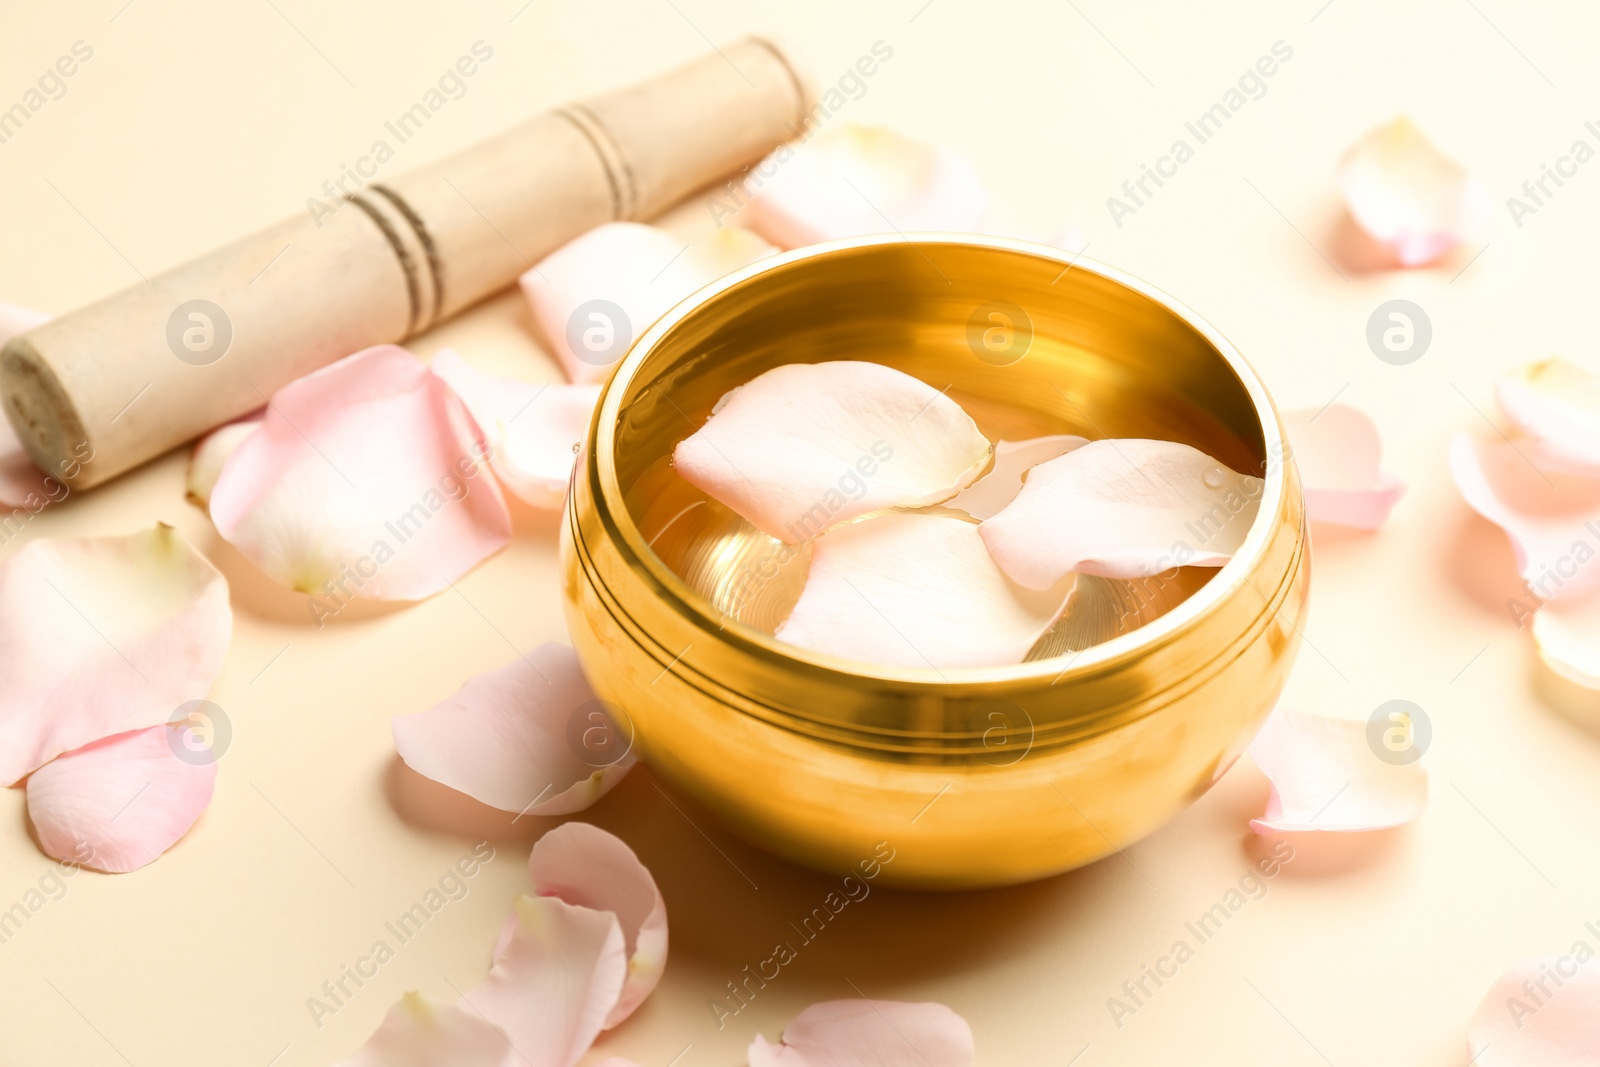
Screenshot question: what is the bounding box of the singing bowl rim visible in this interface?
[582,231,1287,691]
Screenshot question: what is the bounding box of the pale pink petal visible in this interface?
[1467,956,1600,1066]
[1248,708,1427,833]
[334,992,510,1067]
[185,414,263,510]
[674,361,991,543]
[392,643,634,815]
[470,893,628,1067]
[1531,597,1600,689]
[430,350,601,509]
[208,345,510,600]
[775,512,1072,669]
[0,301,47,346]
[522,222,776,385]
[1281,404,1405,529]
[1496,358,1600,477]
[1337,117,1490,267]
[26,725,216,872]
[1449,433,1600,603]
[745,125,988,249]
[1048,226,1089,256]
[523,823,666,1028]
[748,1000,975,1067]
[0,302,54,506]
[980,439,1260,590]
[0,524,231,786]
[947,435,1088,520]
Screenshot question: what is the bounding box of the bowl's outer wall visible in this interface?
[562,472,1306,889]
[561,236,1310,889]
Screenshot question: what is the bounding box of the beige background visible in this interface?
[2,1,1598,1064]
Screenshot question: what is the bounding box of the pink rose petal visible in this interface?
[522,222,776,385]
[1248,708,1427,833]
[744,124,988,249]
[1048,226,1089,256]
[1449,433,1600,604]
[208,344,510,600]
[1467,956,1600,1066]
[0,301,48,345]
[470,893,628,1067]
[946,434,1088,521]
[775,511,1072,670]
[392,643,634,815]
[1496,358,1600,477]
[430,350,601,509]
[522,823,666,1028]
[335,992,511,1067]
[674,361,991,543]
[1337,117,1490,267]
[1281,404,1405,529]
[980,438,1260,591]
[340,827,662,1065]
[1531,597,1600,689]
[0,524,231,786]
[748,999,975,1067]
[186,414,263,509]
[26,724,216,873]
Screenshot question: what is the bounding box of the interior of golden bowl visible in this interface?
[603,235,1271,665]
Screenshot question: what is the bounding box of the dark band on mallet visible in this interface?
[346,192,422,337]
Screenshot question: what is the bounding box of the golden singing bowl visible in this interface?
[561,233,1307,889]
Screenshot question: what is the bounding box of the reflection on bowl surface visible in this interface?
[563,233,1307,888]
